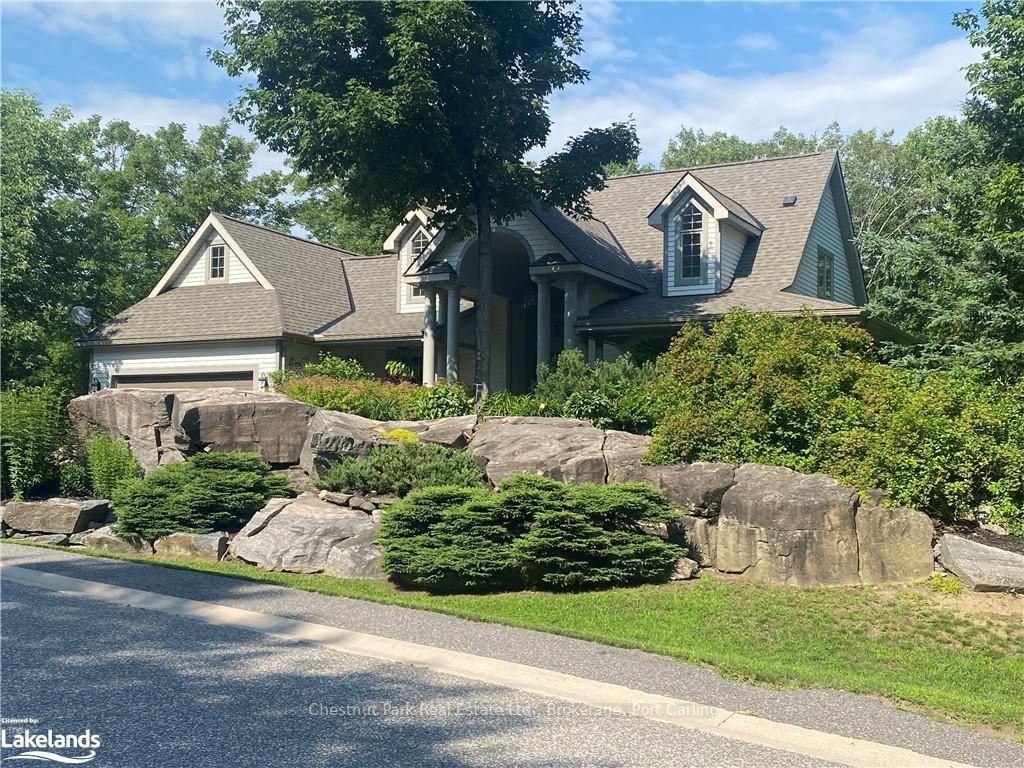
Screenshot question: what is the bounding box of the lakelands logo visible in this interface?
[1,728,101,764]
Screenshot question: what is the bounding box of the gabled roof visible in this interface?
[315,255,423,342]
[646,171,765,234]
[584,151,861,325]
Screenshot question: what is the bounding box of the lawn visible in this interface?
[4,540,1022,738]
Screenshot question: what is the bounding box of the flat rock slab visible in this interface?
[937,534,1024,592]
[323,526,385,579]
[603,430,653,484]
[229,494,374,573]
[2,498,110,535]
[653,463,736,516]
[299,410,379,479]
[154,532,228,562]
[468,417,607,485]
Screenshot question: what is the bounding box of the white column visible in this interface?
[422,287,438,386]
[535,278,551,366]
[446,284,460,382]
[561,277,579,351]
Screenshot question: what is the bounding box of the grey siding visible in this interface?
[792,179,856,303]
[719,224,747,290]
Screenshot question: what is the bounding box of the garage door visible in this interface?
[111,371,255,390]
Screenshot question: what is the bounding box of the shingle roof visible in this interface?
[584,151,861,325]
[80,283,283,345]
[529,204,646,289]
[316,256,424,341]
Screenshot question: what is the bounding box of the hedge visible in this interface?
[317,441,485,497]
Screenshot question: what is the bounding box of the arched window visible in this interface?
[411,229,430,258]
[673,202,703,284]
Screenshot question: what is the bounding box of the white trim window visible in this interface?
[209,245,226,281]
[673,203,703,286]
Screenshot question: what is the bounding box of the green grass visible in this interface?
[5,540,1023,737]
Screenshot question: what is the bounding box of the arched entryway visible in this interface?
[458,232,537,393]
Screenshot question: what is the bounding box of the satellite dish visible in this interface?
[71,306,92,328]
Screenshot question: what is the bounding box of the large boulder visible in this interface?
[856,506,934,583]
[323,526,385,579]
[69,389,187,471]
[652,463,735,516]
[936,535,1024,592]
[603,431,653,484]
[228,494,374,573]
[298,410,379,479]
[679,515,717,566]
[2,499,110,535]
[467,417,607,485]
[415,415,479,449]
[80,525,153,555]
[716,464,860,587]
[154,531,228,562]
[174,389,317,464]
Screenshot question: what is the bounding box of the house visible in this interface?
[81,151,888,393]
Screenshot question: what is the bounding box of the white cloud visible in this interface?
[541,12,976,166]
[735,32,779,52]
[6,1,226,47]
[579,0,634,62]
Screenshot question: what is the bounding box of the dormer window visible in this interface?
[411,230,430,258]
[669,201,707,288]
[209,245,226,280]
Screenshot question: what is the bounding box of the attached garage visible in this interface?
[111,371,256,391]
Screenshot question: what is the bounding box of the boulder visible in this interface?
[716,464,860,587]
[2,498,110,535]
[80,525,153,555]
[154,531,228,562]
[318,490,353,507]
[856,506,934,583]
[24,533,70,546]
[276,466,317,495]
[467,417,607,485]
[936,535,1024,592]
[323,526,385,579]
[671,556,700,580]
[229,494,374,573]
[299,410,379,479]
[679,515,717,566]
[68,389,188,471]
[652,463,735,516]
[603,431,653,484]
[416,414,479,449]
[175,389,317,464]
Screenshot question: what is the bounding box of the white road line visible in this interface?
[1,563,979,768]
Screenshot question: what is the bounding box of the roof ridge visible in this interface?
[603,150,836,182]
[212,212,366,258]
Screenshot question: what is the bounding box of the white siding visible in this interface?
[90,342,279,392]
[719,223,747,291]
[664,194,716,297]
[170,234,256,288]
[792,180,856,303]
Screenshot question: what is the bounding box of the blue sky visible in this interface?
[2,1,978,172]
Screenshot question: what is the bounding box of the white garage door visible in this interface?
[111,371,255,390]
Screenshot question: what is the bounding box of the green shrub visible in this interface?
[926,573,964,596]
[384,359,414,382]
[648,310,1024,534]
[479,391,551,417]
[85,433,141,498]
[303,353,372,381]
[58,460,91,497]
[112,452,292,540]
[378,474,683,593]
[318,441,485,497]
[420,382,473,419]
[276,376,430,420]
[534,350,657,433]
[378,428,418,443]
[0,384,68,499]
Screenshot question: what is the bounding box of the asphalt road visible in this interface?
[2,545,1021,768]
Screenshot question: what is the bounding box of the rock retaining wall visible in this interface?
[62,389,951,587]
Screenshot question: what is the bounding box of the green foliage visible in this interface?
[419,382,474,419]
[378,474,683,593]
[661,124,827,170]
[648,311,1024,533]
[112,452,292,541]
[534,349,657,433]
[84,433,141,499]
[384,359,415,382]
[302,353,372,381]
[479,392,550,417]
[1,90,292,393]
[58,460,91,498]
[291,176,400,257]
[0,384,68,499]
[926,573,964,596]
[317,442,485,498]
[276,376,430,421]
[378,428,418,443]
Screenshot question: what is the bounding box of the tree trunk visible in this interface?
[474,181,493,402]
